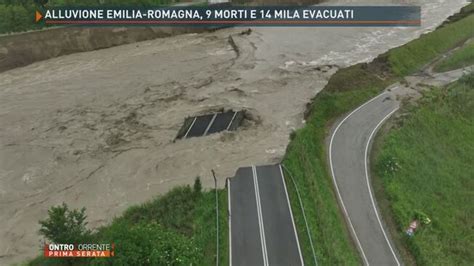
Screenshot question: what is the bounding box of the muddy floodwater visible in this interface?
[0,0,468,264]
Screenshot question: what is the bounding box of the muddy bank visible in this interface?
[0,0,328,73]
[0,27,209,73]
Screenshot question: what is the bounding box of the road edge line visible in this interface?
[183,116,197,138]
[226,111,238,131]
[227,178,232,266]
[252,165,269,266]
[329,92,389,265]
[279,164,304,266]
[364,106,401,266]
[281,164,319,266]
[204,113,218,136]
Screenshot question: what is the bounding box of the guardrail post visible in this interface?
[212,169,219,266]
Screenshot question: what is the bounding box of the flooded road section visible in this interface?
[0,0,468,264]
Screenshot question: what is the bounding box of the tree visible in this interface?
[39,203,91,244]
[34,0,49,6]
[10,5,30,32]
[193,176,202,195]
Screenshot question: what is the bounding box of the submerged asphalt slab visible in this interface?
[180,111,241,138]
[229,164,303,266]
[207,111,235,134]
[330,92,400,266]
[186,114,214,137]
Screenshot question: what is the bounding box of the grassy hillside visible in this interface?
[283,5,473,265]
[283,86,380,266]
[30,181,228,266]
[434,41,474,72]
[388,14,474,76]
[373,74,474,265]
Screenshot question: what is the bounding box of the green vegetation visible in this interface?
[0,1,40,34]
[22,3,474,266]
[283,6,473,265]
[434,42,474,72]
[282,66,387,266]
[30,178,228,266]
[92,221,200,265]
[388,14,474,76]
[39,203,91,245]
[373,74,474,265]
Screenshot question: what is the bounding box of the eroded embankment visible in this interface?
[0,27,337,265]
[0,26,209,73]
[0,0,331,73]
[0,1,470,265]
[282,4,473,265]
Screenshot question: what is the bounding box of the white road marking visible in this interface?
[329,92,390,266]
[364,107,401,266]
[228,178,232,266]
[183,116,197,138]
[226,111,238,131]
[252,166,269,266]
[204,113,218,136]
[279,164,304,266]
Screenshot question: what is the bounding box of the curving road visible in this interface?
[328,67,472,265]
[329,91,400,266]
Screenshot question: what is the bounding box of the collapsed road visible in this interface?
[228,164,302,266]
[0,0,468,264]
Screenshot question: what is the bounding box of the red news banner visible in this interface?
[44,243,114,258]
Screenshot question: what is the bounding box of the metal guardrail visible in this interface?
[281,163,318,266]
[212,170,219,266]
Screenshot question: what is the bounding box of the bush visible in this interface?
[91,221,200,265]
[39,203,91,244]
[193,176,202,195]
[0,4,33,34]
[31,185,228,265]
[121,186,197,236]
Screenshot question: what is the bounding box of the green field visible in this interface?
[388,14,474,76]
[434,41,474,72]
[30,181,228,266]
[373,74,474,265]
[283,6,473,265]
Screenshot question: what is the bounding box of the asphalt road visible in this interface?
[329,92,400,266]
[229,164,303,266]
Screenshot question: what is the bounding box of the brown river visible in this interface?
[0,0,468,264]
